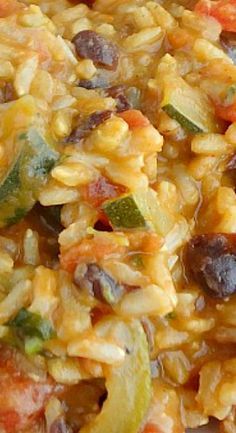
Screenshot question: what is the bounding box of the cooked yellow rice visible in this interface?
[0,0,235,432]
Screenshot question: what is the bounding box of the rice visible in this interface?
[0,279,32,325]
[67,335,126,364]
[0,0,236,432]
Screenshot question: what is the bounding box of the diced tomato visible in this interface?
[215,101,236,122]
[118,109,150,129]
[0,346,54,433]
[60,238,125,273]
[0,0,23,17]
[195,0,212,15]
[212,0,236,32]
[195,0,236,32]
[82,176,126,208]
[142,423,163,433]
[0,411,21,433]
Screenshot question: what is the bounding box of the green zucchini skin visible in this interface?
[103,195,146,229]
[161,75,218,134]
[163,104,203,134]
[0,129,59,227]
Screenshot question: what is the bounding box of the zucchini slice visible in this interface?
[102,188,174,235]
[0,129,59,227]
[102,194,146,229]
[80,319,151,433]
[161,76,217,133]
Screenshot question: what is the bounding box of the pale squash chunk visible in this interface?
[80,319,152,433]
[161,76,218,133]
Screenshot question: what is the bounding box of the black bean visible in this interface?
[69,0,95,6]
[76,263,124,304]
[65,110,113,143]
[35,203,62,234]
[105,85,131,112]
[72,30,119,70]
[79,77,108,89]
[220,31,236,64]
[0,82,16,104]
[98,391,108,408]
[184,233,236,298]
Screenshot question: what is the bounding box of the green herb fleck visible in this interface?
[9,308,56,340]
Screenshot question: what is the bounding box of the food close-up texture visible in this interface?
[0,0,236,432]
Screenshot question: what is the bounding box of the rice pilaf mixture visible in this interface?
[0,0,236,432]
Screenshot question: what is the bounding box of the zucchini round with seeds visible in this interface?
[0,128,59,227]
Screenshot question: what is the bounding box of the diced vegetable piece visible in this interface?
[215,101,236,122]
[118,109,150,129]
[142,424,162,433]
[195,0,236,33]
[83,176,126,208]
[0,129,59,227]
[103,188,174,236]
[9,308,55,340]
[80,319,151,433]
[0,345,54,433]
[0,0,23,17]
[103,194,146,229]
[161,76,217,133]
[24,336,44,355]
[194,0,212,15]
[60,237,126,273]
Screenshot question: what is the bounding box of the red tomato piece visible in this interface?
[0,346,54,433]
[215,101,236,122]
[195,0,236,32]
[0,0,23,17]
[82,176,126,208]
[60,238,125,273]
[118,109,150,129]
[142,423,163,433]
[195,0,212,15]
[212,0,236,32]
